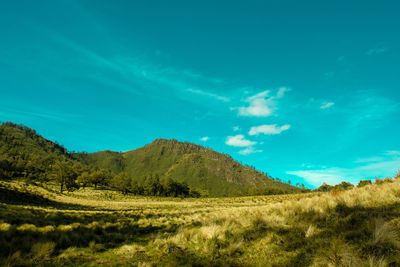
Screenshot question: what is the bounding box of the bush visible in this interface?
[357,180,372,188]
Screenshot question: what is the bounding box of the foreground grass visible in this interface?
[1,180,400,266]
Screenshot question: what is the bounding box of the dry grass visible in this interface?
[1,179,400,266]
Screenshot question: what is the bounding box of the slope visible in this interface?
[0,122,70,180]
[77,139,301,196]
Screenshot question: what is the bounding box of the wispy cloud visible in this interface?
[287,169,343,186]
[276,87,290,98]
[347,89,398,128]
[0,105,78,122]
[320,102,335,109]
[233,126,240,132]
[248,124,290,136]
[187,88,229,102]
[385,151,400,156]
[288,151,400,187]
[38,30,231,108]
[225,135,256,147]
[366,47,388,55]
[354,157,384,163]
[238,146,263,155]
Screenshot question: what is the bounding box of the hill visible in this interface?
[0,122,301,196]
[74,138,300,196]
[0,122,70,181]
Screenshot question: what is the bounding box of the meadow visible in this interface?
[1,179,400,266]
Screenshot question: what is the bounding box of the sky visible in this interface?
[0,0,399,188]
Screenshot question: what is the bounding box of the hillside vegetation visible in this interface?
[75,139,299,196]
[0,122,302,197]
[0,122,70,181]
[1,177,400,266]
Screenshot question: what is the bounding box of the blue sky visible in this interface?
[1,0,399,188]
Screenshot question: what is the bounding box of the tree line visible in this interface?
[48,160,203,197]
[314,175,400,192]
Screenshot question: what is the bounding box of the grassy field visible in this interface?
[1,180,400,266]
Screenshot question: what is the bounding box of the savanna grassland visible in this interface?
[1,178,400,266]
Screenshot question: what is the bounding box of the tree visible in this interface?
[77,171,91,188]
[357,180,372,188]
[334,181,354,191]
[54,161,77,192]
[90,169,110,189]
[130,179,143,195]
[315,183,334,192]
[164,178,189,197]
[189,187,203,198]
[111,172,131,194]
[143,175,163,196]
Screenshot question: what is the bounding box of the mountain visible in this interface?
[74,139,301,196]
[0,122,302,196]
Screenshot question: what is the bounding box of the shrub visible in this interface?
[315,183,334,192]
[31,242,55,261]
[313,239,361,266]
[357,180,372,188]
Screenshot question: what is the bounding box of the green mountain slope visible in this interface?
[76,139,301,196]
[0,122,302,196]
[0,122,70,180]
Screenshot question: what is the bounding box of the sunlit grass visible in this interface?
[1,179,400,265]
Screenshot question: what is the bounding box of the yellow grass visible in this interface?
[1,179,400,266]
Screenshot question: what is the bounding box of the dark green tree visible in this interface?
[111,172,131,194]
[77,171,91,188]
[357,180,372,188]
[90,169,110,189]
[315,183,334,192]
[334,181,354,191]
[143,175,163,196]
[54,161,77,192]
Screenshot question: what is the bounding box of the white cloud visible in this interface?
[225,135,256,147]
[233,126,240,132]
[238,147,263,155]
[238,90,273,117]
[249,124,291,136]
[187,88,230,102]
[237,87,290,117]
[200,136,209,142]
[320,102,335,109]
